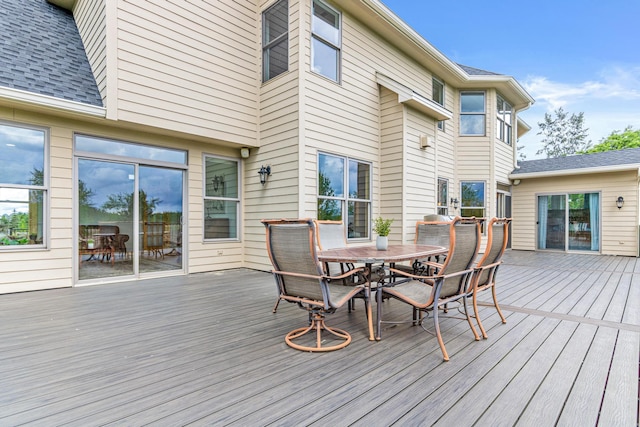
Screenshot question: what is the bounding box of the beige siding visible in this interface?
[511,171,638,256]
[0,108,244,293]
[74,0,107,103]
[113,1,259,145]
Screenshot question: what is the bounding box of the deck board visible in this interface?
[0,251,638,426]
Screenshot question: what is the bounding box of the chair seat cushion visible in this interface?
[383,279,434,308]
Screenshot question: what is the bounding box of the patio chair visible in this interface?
[379,217,482,361]
[469,217,511,339]
[395,218,452,276]
[262,218,366,352]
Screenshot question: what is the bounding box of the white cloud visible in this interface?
[517,66,640,159]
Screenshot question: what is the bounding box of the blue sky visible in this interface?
[381,0,640,159]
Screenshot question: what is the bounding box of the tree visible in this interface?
[582,126,640,153]
[536,107,591,158]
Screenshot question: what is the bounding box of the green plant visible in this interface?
[373,217,393,237]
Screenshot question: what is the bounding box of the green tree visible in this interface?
[536,107,591,158]
[102,190,160,219]
[582,126,640,153]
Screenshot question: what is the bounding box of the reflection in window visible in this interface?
[204,156,239,240]
[311,0,341,82]
[318,153,370,239]
[461,181,485,219]
[437,178,448,216]
[0,123,47,247]
[75,134,187,165]
[460,92,485,135]
[433,77,445,131]
[262,0,288,82]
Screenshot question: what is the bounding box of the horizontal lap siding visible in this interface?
[511,171,638,256]
[114,1,258,145]
[74,0,107,102]
[379,88,403,242]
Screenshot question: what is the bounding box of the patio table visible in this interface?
[318,244,447,341]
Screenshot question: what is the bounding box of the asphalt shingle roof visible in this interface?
[458,64,501,76]
[0,0,102,106]
[513,148,640,175]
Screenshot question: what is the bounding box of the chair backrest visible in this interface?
[314,220,347,250]
[414,219,452,247]
[474,217,511,286]
[438,217,481,298]
[262,219,328,305]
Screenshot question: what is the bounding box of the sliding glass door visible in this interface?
[537,192,600,252]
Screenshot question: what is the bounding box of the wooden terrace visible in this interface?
[1,251,639,425]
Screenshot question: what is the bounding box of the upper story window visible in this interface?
[433,77,445,131]
[460,92,485,136]
[0,122,48,248]
[262,0,289,82]
[496,95,513,145]
[203,156,240,240]
[318,153,370,239]
[311,0,341,82]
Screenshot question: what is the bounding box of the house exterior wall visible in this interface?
[0,107,243,293]
[511,170,639,256]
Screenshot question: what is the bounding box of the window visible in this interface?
[433,77,445,131]
[204,156,240,240]
[460,181,485,219]
[437,178,448,216]
[496,95,512,145]
[318,153,371,239]
[0,123,47,248]
[311,0,341,82]
[460,92,485,135]
[262,0,288,82]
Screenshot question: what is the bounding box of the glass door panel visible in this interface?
[78,159,134,280]
[568,193,599,251]
[139,166,183,274]
[537,195,565,250]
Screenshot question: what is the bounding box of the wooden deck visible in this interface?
[1,251,638,426]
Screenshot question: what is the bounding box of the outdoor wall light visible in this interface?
[240,147,250,158]
[212,175,224,193]
[450,197,459,210]
[616,196,624,209]
[258,165,271,186]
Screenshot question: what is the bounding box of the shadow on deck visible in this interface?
[0,250,638,425]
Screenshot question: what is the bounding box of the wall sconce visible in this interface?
[212,175,224,193]
[450,197,459,210]
[240,147,250,158]
[513,179,521,186]
[258,165,271,186]
[616,196,624,209]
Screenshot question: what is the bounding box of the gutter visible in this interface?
[0,86,106,118]
[509,164,640,180]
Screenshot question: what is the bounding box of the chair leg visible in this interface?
[432,306,449,362]
[462,296,480,341]
[473,289,488,339]
[492,285,507,324]
[272,297,281,313]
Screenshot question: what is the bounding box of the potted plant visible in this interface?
[373,217,393,250]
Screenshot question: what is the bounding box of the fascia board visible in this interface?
[509,164,640,180]
[0,86,106,118]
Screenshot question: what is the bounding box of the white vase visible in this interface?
[376,235,388,250]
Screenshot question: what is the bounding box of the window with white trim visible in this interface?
[460,92,485,135]
[318,153,371,239]
[0,122,47,248]
[262,0,288,82]
[496,95,512,145]
[311,0,341,82]
[433,77,445,131]
[437,178,448,216]
[203,156,240,240]
[461,181,485,219]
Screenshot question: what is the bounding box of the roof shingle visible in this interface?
[513,148,640,175]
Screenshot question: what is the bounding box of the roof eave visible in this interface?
[509,164,640,180]
[0,86,106,118]
[47,0,76,12]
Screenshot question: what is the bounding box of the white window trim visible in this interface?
[202,154,241,242]
[460,91,486,136]
[311,0,342,83]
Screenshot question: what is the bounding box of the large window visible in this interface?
[0,123,47,248]
[204,156,240,240]
[318,153,370,239]
[496,95,512,145]
[262,0,288,82]
[437,178,448,216]
[460,92,485,135]
[433,77,445,131]
[311,0,341,82]
[461,181,485,219]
